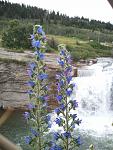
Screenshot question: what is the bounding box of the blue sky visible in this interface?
[8,0,113,23]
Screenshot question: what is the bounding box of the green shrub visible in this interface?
[66,44,75,52]
[71,49,97,61]
[71,51,82,61]
[90,41,111,50]
[2,20,33,49]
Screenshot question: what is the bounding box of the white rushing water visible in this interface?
[72,58,113,137]
[50,57,113,142]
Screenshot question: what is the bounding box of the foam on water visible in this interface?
[72,58,113,137]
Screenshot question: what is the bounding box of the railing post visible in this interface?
[107,0,113,8]
[0,134,20,150]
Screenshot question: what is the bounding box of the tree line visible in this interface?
[0,0,113,31]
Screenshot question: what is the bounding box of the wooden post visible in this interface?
[0,134,20,150]
[107,0,113,8]
[0,108,14,127]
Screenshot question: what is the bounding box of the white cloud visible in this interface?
[8,0,113,23]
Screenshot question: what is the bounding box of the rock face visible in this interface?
[0,61,29,109]
[0,49,77,109]
[0,49,59,109]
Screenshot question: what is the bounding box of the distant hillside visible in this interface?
[0,0,113,60]
[0,0,113,31]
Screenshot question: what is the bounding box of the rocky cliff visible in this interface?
[0,49,60,109]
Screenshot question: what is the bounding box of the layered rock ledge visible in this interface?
[0,48,77,109]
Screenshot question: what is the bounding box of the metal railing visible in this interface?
[0,134,20,150]
[107,0,113,8]
[0,108,20,150]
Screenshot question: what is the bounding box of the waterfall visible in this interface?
[72,58,113,136]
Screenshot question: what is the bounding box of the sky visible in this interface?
[8,0,113,23]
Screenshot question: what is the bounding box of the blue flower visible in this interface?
[39,95,49,101]
[27,81,35,87]
[53,132,59,140]
[57,80,64,92]
[66,66,72,73]
[70,114,77,120]
[30,34,35,40]
[50,144,62,150]
[76,119,82,126]
[42,35,46,41]
[66,88,72,96]
[30,128,38,137]
[59,80,64,86]
[37,26,43,34]
[60,49,65,56]
[71,100,78,109]
[59,103,65,111]
[34,50,44,60]
[32,39,36,47]
[66,55,72,63]
[66,76,72,83]
[25,136,32,144]
[37,73,48,80]
[45,95,49,101]
[56,95,63,102]
[76,136,82,145]
[72,124,75,128]
[56,74,61,79]
[63,132,71,138]
[58,59,64,67]
[35,40,41,48]
[38,52,44,60]
[71,83,76,88]
[55,117,62,126]
[32,39,41,48]
[27,69,33,78]
[46,115,51,122]
[54,108,60,115]
[48,123,51,128]
[57,83,61,92]
[23,112,30,120]
[27,103,35,110]
[64,67,72,76]
[27,90,33,95]
[29,62,36,71]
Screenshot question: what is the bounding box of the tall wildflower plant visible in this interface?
[24,25,51,150]
[52,44,82,150]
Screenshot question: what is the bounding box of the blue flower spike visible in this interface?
[53,44,81,149]
[24,25,51,149]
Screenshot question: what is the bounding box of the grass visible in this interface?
[47,34,87,46]
[47,34,113,61]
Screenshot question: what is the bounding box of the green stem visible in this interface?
[36,61,42,150]
[66,96,69,150]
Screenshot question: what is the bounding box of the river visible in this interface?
[0,58,113,150]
